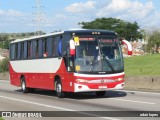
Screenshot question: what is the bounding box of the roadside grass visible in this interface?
[124,54,160,76]
[0,117,5,120]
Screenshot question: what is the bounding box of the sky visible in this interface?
[0,0,160,33]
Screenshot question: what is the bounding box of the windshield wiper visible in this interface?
[103,56,115,73]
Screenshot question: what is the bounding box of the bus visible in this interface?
[9,29,124,98]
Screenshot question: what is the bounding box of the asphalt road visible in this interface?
[0,80,160,120]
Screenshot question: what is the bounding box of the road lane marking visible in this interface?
[109,98,156,105]
[0,95,120,120]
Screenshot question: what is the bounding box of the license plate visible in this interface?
[98,86,107,89]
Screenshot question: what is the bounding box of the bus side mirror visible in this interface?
[69,39,75,56]
[122,39,133,55]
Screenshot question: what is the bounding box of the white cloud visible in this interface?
[62,0,159,29]
[65,1,96,13]
[0,9,23,17]
[6,9,23,17]
[96,0,154,19]
[0,9,5,15]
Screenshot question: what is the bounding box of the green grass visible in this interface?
[124,54,160,76]
[0,118,5,120]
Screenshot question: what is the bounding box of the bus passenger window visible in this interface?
[10,44,15,60]
[38,39,43,58]
[36,40,38,58]
[52,37,57,57]
[21,42,24,59]
[43,39,47,57]
[28,41,32,58]
[24,41,28,59]
[15,44,18,60]
[17,43,21,60]
[32,40,37,59]
[58,36,62,56]
[47,37,53,57]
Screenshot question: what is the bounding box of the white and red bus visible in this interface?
[9,30,124,98]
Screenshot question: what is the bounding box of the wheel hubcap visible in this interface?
[22,81,25,90]
[56,84,61,93]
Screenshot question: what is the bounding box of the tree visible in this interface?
[0,34,10,49]
[79,17,142,41]
[147,30,160,54]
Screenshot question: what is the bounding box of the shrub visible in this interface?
[0,57,9,73]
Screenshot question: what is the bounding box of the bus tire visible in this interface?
[55,79,64,98]
[95,91,106,97]
[21,77,29,93]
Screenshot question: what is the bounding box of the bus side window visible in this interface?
[58,36,62,56]
[47,37,53,57]
[52,37,57,57]
[10,44,15,60]
[38,39,43,58]
[28,41,32,58]
[36,40,38,58]
[32,40,37,59]
[17,43,21,60]
[15,44,18,60]
[54,36,61,57]
[24,41,28,59]
[21,42,24,59]
[42,39,47,57]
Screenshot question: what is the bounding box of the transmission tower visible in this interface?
[33,0,45,35]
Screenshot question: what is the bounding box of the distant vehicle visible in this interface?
[9,30,124,98]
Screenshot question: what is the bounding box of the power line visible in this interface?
[33,0,46,35]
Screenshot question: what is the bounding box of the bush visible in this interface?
[0,57,9,73]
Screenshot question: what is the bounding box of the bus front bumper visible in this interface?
[74,82,124,92]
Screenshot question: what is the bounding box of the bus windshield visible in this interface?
[75,36,124,73]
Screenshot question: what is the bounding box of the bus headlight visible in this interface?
[115,78,123,82]
[76,79,88,83]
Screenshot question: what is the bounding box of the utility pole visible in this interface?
[33,0,45,35]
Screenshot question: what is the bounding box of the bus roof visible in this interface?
[10,29,117,43]
[10,31,64,43]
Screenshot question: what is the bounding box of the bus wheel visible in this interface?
[21,77,29,93]
[95,91,106,97]
[55,79,64,98]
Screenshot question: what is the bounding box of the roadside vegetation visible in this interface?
[0,57,9,73]
[124,54,160,76]
[0,117,5,120]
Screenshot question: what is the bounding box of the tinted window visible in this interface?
[17,43,21,60]
[32,40,37,59]
[54,36,61,57]
[38,39,43,58]
[47,37,53,57]
[28,41,32,58]
[15,44,18,60]
[21,42,24,59]
[10,44,15,60]
[42,39,47,57]
[24,41,28,59]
